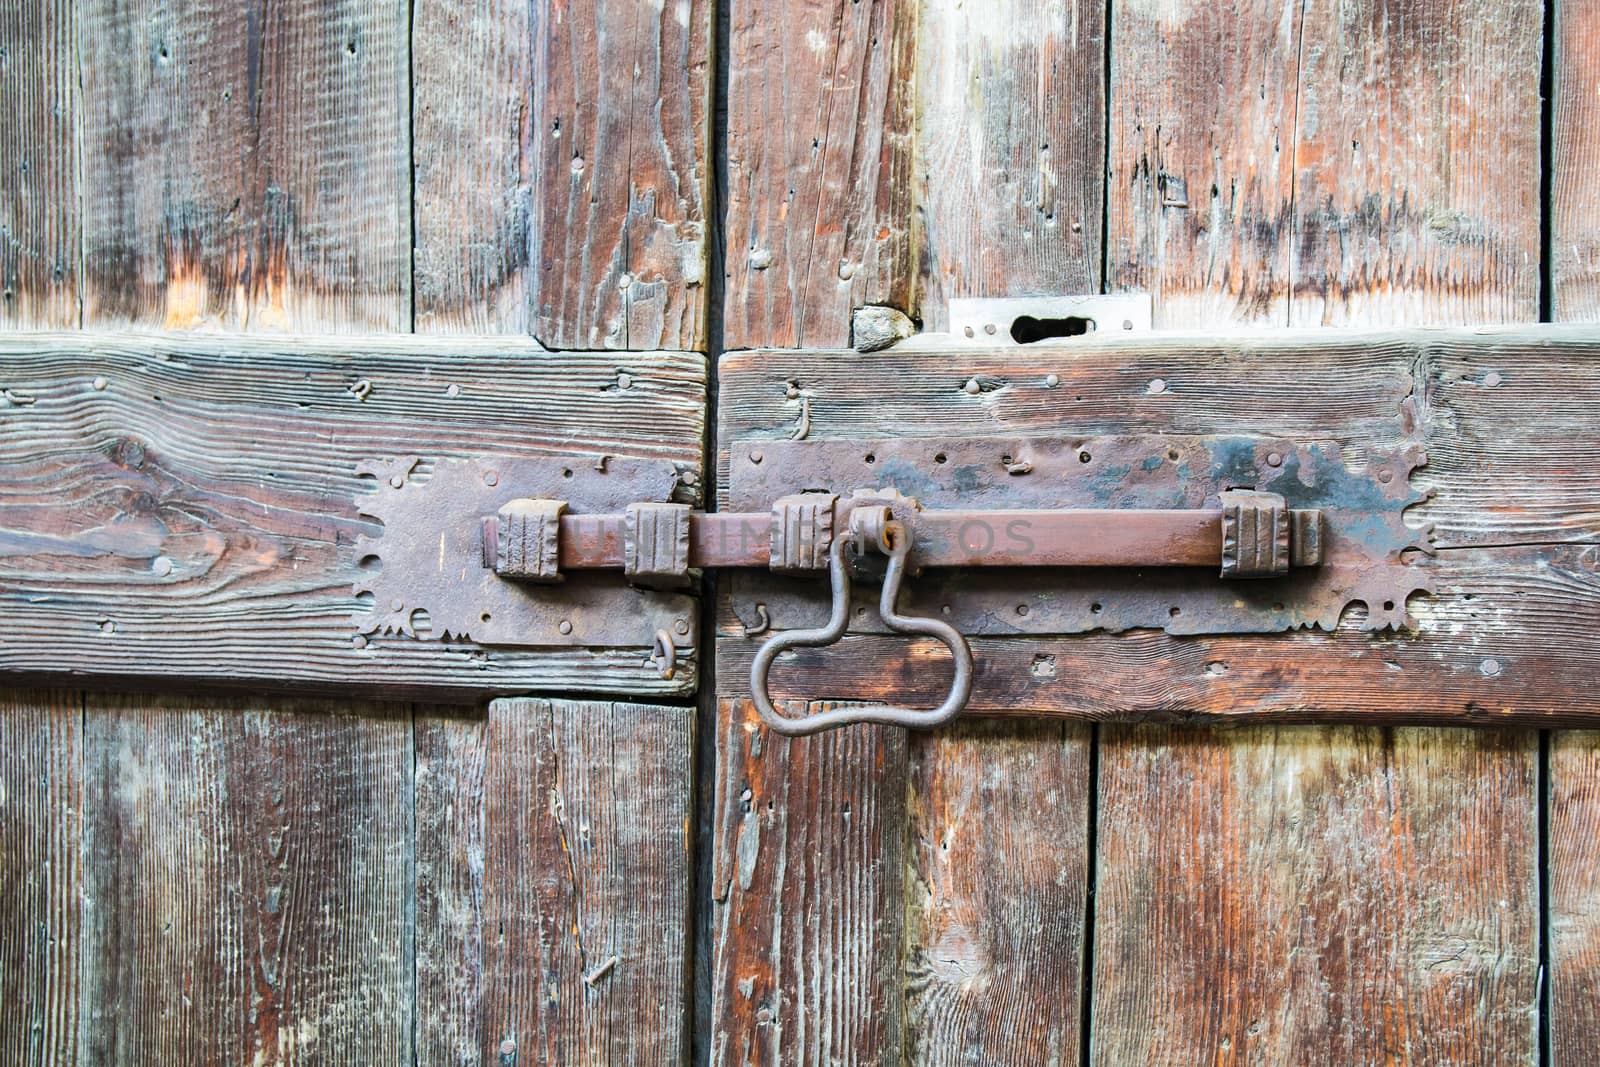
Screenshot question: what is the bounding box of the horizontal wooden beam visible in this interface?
[0,332,706,700]
[717,324,1600,723]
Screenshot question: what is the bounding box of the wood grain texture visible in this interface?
[1550,731,1600,1064]
[0,0,78,330]
[1287,0,1541,326]
[1107,0,1302,325]
[710,701,908,1064]
[79,693,413,1064]
[412,0,535,334]
[1104,4,1542,1059]
[0,689,80,1067]
[530,0,712,349]
[905,720,1090,1066]
[913,0,1104,331]
[0,332,706,699]
[415,701,699,1066]
[1553,0,1600,320]
[1092,725,1537,1064]
[1108,0,1541,327]
[78,0,410,331]
[723,0,916,349]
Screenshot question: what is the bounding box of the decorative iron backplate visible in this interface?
[727,433,1434,637]
[354,455,696,648]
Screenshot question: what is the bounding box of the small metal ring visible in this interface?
[748,524,974,735]
[650,629,677,680]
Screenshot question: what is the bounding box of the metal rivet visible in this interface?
[558,619,573,635]
[445,383,460,398]
[749,450,763,464]
[92,376,108,391]
[618,273,633,289]
[389,475,404,488]
[1481,658,1502,677]
[483,471,498,487]
[674,618,691,635]
[1266,452,1283,467]
[983,323,997,335]
[352,634,368,649]
[151,556,173,576]
[1122,319,1134,330]
[963,378,981,394]
[1483,371,1502,387]
[616,372,633,389]
[1378,469,1394,484]
[963,326,975,338]
[99,619,115,635]
[1045,373,1060,388]
[391,598,404,612]
[1148,378,1167,394]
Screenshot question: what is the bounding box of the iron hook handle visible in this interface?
[749,524,975,736]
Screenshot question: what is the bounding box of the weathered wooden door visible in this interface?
[4,0,1600,1064]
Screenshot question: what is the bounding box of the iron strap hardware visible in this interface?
[357,432,1432,736]
[482,489,1323,735]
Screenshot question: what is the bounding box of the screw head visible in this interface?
[674,619,691,635]
[558,619,573,635]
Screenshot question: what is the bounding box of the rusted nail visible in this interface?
[791,396,811,440]
[584,955,619,986]
[2,388,36,405]
[742,603,771,637]
[1005,460,1033,475]
[594,454,610,472]
[348,378,372,401]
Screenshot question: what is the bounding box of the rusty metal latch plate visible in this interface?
[727,434,1434,637]
[353,455,696,649]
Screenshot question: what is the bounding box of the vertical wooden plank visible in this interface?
[78,0,410,331]
[914,0,1105,330]
[414,706,488,1065]
[531,0,713,350]
[900,3,1101,1062]
[79,695,413,1063]
[1551,731,1600,1064]
[905,721,1089,1066]
[1106,0,1302,327]
[476,698,693,1066]
[0,0,78,329]
[1095,727,1537,1064]
[1550,8,1600,1061]
[1287,0,1542,325]
[710,701,907,1064]
[411,13,702,1054]
[1094,0,1543,1060]
[74,1,418,1060]
[1553,0,1600,321]
[412,0,534,334]
[0,7,81,1063]
[0,690,80,1067]
[722,0,916,349]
